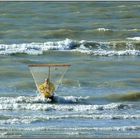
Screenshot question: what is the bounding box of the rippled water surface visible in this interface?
[0,1,140,138]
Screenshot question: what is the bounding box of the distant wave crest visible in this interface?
[0,38,140,56]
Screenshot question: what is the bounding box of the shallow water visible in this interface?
[0,1,140,139]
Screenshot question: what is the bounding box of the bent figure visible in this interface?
[39,78,55,100]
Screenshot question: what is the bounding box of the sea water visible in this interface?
[0,2,140,138]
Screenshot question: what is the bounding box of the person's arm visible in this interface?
[50,83,55,93]
[39,84,44,93]
[45,84,50,93]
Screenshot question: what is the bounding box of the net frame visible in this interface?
[28,64,71,95]
[28,64,71,67]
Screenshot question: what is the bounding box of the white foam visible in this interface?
[1,113,139,125]
[2,125,138,132]
[0,96,132,112]
[97,28,111,31]
[0,43,43,55]
[127,37,140,41]
[127,29,140,31]
[2,114,139,125]
[73,49,140,56]
[0,125,138,134]
[56,126,140,131]
[96,28,140,32]
[0,38,77,55]
[0,118,31,125]
[0,38,140,56]
[0,132,8,137]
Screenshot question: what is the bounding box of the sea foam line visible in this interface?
[0,38,140,56]
[72,49,140,56]
[0,114,140,125]
[96,28,111,31]
[0,96,132,111]
[127,37,140,41]
[0,126,140,132]
[0,39,77,55]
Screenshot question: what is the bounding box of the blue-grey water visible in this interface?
[0,2,140,138]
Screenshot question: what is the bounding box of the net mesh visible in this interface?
[29,64,71,94]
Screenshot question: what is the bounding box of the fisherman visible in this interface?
[39,78,55,100]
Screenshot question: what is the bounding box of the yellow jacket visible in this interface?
[39,82,55,98]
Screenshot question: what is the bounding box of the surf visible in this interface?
[28,63,71,101]
[0,38,140,56]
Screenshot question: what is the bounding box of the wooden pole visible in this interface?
[28,64,71,67]
[48,66,51,80]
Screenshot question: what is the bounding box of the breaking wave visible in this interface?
[0,126,140,132]
[96,28,112,31]
[29,126,140,131]
[0,96,132,111]
[0,114,140,125]
[0,38,140,56]
[127,37,140,41]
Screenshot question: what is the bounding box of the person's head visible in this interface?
[45,78,50,83]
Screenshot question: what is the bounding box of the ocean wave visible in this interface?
[0,132,8,137]
[0,114,140,125]
[0,38,140,56]
[96,28,111,31]
[106,92,140,101]
[0,118,31,125]
[126,37,140,41]
[1,126,139,132]
[85,28,140,34]
[0,126,139,139]
[36,126,140,131]
[62,126,140,132]
[0,126,139,138]
[30,114,140,121]
[96,28,140,32]
[0,96,132,111]
[72,49,140,56]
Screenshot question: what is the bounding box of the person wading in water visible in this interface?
[39,78,55,100]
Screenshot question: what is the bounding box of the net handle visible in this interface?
[48,66,51,80]
[28,64,71,95]
[48,66,51,92]
[28,64,71,67]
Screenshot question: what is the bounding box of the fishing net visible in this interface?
[28,64,71,94]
